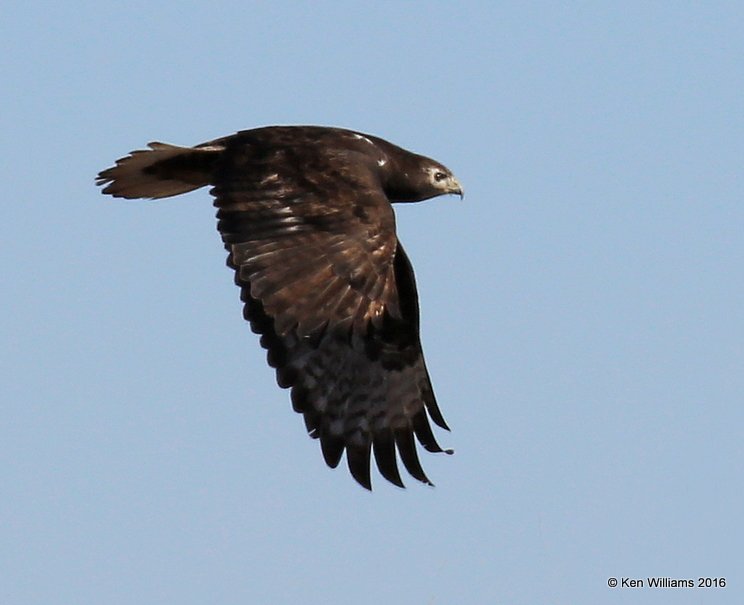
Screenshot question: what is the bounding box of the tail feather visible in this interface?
[96,141,223,199]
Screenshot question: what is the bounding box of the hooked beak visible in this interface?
[449,177,464,200]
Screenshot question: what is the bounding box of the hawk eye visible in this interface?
[434,171,447,182]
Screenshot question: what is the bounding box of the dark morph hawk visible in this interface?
[97,125,462,489]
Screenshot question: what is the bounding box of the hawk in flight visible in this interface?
[97,125,462,489]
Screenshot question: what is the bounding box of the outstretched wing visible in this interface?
[212,134,450,488]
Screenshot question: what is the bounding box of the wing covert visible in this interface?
[212,139,399,339]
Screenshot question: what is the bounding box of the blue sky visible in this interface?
[2,2,743,604]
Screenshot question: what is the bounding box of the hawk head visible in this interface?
[423,163,463,200]
[383,157,463,203]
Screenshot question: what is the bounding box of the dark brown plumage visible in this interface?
[97,125,462,489]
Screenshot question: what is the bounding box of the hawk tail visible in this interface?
[96,142,223,199]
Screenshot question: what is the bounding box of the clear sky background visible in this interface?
[2,2,743,604]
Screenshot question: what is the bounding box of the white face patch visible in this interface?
[423,164,462,196]
[426,165,448,182]
[377,158,387,166]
